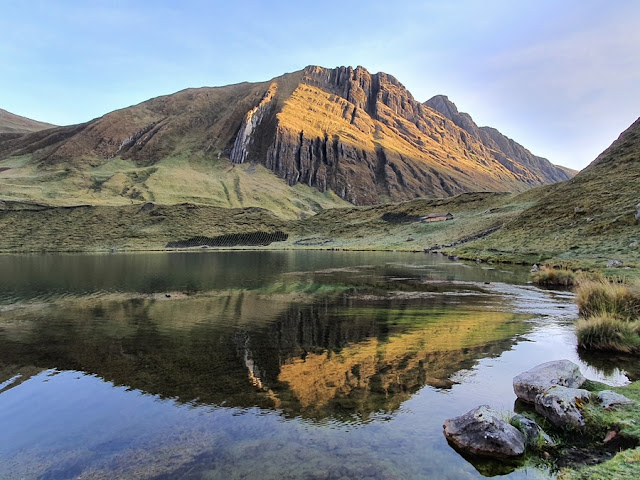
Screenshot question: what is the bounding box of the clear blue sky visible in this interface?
[2,0,639,170]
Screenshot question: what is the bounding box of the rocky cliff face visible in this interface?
[0,66,574,207]
[424,95,576,184]
[250,66,574,204]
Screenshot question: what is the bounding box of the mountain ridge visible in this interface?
[0,65,574,210]
[0,108,56,134]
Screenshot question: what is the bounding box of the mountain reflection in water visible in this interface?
[2,252,625,480]
[0,287,528,421]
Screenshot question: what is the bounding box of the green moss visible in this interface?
[559,448,640,480]
[560,381,640,479]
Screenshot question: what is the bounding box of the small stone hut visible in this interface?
[421,213,453,223]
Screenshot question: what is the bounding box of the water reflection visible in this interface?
[0,252,615,479]
[0,290,528,421]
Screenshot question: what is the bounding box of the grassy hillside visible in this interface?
[453,118,640,268]
[0,203,288,252]
[1,117,638,272]
[0,153,349,220]
[0,191,524,253]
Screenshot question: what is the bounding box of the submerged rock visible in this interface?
[513,360,586,403]
[443,405,525,458]
[535,386,591,429]
[511,414,554,448]
[596,390,635,409]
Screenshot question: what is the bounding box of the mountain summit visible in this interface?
[0,108,56,134]
[0,66,574,211]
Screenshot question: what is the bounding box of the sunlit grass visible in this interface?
[531,266,576,286]
[576,277,640,320]
[576,313,640,353]
[573,277,640,353]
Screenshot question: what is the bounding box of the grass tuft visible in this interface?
[576,314,640,353]
[574,277,640,353]
[531,266,576,286]
[576,278,640,320]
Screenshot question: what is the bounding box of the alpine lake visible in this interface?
[0,251,636,479]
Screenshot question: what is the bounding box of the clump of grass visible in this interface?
[574,277,640,353]
[576,313,640,353]
[531,266,576,286]
[576,277,640,320]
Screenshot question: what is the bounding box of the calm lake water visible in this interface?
[0,251,635,479]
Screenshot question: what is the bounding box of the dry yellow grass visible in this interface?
[576,277,640,320]
[576,314,640,353]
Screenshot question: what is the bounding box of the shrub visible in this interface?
[576,278,640,320]
[576,314,640,353]
[531,266,576,286]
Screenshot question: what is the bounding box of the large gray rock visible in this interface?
[511,414,554,448]
[636,203,640,222]
[597,390,635,409]
[513,360,586,403]
[535,386,591,429]
[443,405,525,458]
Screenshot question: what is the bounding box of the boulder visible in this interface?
[596,390,635,409]
[606,259,624,268]
[535,386,590,429]
[511,414,554,448]
[636,203,640,222]
[513,360,586,403]
[443,405,525,458]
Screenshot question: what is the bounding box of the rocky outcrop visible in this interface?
[511,414,554,448]
[513,360,586,403]
[535,385,591,429]
[606,259,624,268]
[424,95,575,184]
[596,390,635,409]
[443,405,525,458]
[230,83,278,164]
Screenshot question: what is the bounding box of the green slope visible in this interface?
[0,153,349,220]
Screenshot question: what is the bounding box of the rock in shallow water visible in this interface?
[513,360,586,403]
[443,405,525,458]
[535,386,591,429]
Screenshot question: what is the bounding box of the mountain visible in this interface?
[423,95,575,183]
[0,117,636,263]
[0,108,56,134]
[0,66,574,213]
